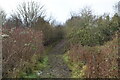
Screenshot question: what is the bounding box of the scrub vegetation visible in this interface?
[1,1,120,78]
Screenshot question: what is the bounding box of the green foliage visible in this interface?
[34,17,64,46]
[67,28,104,46]
[63,9,119,77]
[65,37,118,78]
[63,52,86,78]
[65,10,120,46]
[37,56,48,70]
[18,55,49,78]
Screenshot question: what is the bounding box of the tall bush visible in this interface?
[68,37,118,78]
[2,27,44,78]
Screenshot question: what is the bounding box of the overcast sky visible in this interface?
[0,0,119,23]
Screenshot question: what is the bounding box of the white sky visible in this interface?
[0,0,119,23]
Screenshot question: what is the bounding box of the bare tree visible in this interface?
[14,1,45,27]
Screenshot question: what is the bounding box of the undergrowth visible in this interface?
[18,55,48,78]
[63,52,86,78]
[63,36,118,78]
[18,40,61,78]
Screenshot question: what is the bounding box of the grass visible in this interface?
[18,55,49,78]
[24,73,38,78]
[44,39,62,55]
[18,40,62,78]
[38,56,48,70]
[15,39,65,78]
[63,51,86,78]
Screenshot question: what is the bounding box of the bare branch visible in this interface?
[14,1,45,27]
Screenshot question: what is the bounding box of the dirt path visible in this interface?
[39,40,71,78]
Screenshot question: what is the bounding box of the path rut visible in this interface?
[39,40,71,78]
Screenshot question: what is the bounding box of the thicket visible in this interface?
[33,17,64,46]
[2,1,64,78]
[65,36,118,78]
[65,8,120,46]
[64,8,120,78]
[2,27,44,78]
[2,1,120,78]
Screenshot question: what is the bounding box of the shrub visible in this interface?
[67,36,118,78]
[33,18,64,46]
[2,27,44,78]
[67,28,106,46]
[65,11,120,47]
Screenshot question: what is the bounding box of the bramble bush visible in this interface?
[2,27,44,78]
[67,35,118,78]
